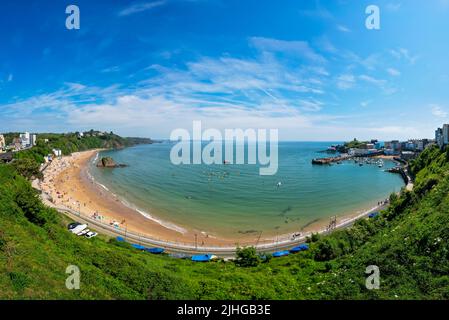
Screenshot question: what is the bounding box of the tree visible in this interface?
[11,158,42,180]
[235,247,261,267]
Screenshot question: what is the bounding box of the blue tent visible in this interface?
[368,212,379,218]
[290,244,309,253]
[272,250,290,258]
[131,243,145,250]
[145,247,165,254]
[191,254,213,262]
[116,236,125,242]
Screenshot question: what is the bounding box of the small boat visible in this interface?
[359,163,363,166]
[290,244,309,253]
[191,254,217,262]
[145,247,165,254]
[272,250,290,258]
[116,236,126,242]
[131,243,146,250]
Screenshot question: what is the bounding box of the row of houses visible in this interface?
[0,132,38,153]
[347,138,432,159]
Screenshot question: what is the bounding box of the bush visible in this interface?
[11,158,42,180]
[235,247,261,267]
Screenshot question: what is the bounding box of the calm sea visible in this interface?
[89,142,404,237]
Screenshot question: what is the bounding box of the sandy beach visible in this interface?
[38,149,391,248]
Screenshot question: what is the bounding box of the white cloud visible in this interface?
[387,68,401,76]
[430,104,448,118]
[386,3,402,12]
[118,1,166,16]
[337,74,355,90]
[7,74,13,82]
[390,48,418,64]
[249,37,326,63]
[337,25,351,33]
[360,100,371,107]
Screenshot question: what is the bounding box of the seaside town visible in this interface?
[310,123,449,166]
[0,131,107,163]
[2,125,449,164]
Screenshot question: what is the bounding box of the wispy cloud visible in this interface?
[118,1,166,17]
[386,3,402,12]
[431,104,448,118]
[337,25,351,33]
[250,37,326,63]
[337,74,355,90]
[386,68,401,76]
[390,48,419,64]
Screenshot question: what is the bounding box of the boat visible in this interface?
[145,247,165,254]
[359,163,363,166]
[191,254,217,262]
[116,236,126,242]
[272,250,290,258]
[131,243,146,250]
[289,244,309,253]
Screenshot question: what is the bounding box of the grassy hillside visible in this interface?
[0,146,448,299]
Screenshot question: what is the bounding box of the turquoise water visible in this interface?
[89,142,404,237]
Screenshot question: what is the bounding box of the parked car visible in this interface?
[85,231,98,239]
[67,222,81,230]
[77,229,90,236]
[70,224,87,234]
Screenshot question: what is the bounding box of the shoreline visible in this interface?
[38,149,396,249]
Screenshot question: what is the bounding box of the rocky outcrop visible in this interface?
[96,157,127,168]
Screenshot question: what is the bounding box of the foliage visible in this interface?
[235,247,261,267]
[1,145,449,299]
[11,158,42,180]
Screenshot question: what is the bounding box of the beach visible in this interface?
[38,149,394,248]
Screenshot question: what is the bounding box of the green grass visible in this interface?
[1,145,449,299]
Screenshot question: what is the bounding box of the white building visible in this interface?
[20,132,30,148]
[0,134,5,150]
[52,149,62,157]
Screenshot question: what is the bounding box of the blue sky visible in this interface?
[1,0,449,140]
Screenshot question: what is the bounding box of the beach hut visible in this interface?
[290,244,309,253]
[272,250,290,258]
[145,247,165,254]
[191,254,216,262]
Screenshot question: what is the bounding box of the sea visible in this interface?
[88,141,404,238]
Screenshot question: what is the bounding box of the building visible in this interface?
[435,125,449,148]
[20,132,30,148]
[444,124,449,145]
[401,151,416,161]
[0,134,5,152]
[52,149,62,157]
[30,134,37,146]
